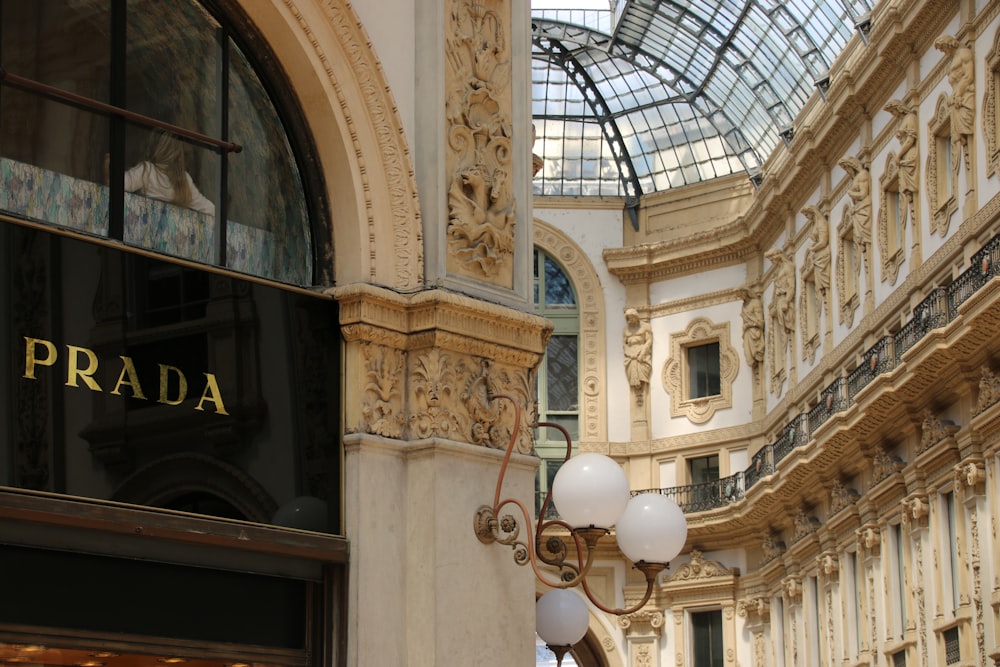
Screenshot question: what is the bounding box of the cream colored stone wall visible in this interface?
[537,1,1000,665]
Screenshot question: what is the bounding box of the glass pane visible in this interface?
[546,335,579,411]
[1,93,110,236]
[121,126,220,263]
[228,39,312,285]
[688,342,720,398]
[543,254,576,306]
[2,222,341,534]
[126,0,221,138]
[1,1,111,99]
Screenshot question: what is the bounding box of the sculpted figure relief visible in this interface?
[765,248,795,392]
[935,35,975,176]
[622,308,653,405]
[840,156,872,274]
[738,283,765,369]
[885,99,919,228]
[802,206,831,296]
[975,366,1000,414]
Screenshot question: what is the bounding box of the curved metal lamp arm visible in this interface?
[475,392,667,612]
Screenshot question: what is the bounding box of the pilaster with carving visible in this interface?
[765,248,795,396]
[619,610,663,667]
[445,0,516,287]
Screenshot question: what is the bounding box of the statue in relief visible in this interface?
[935,35,975,175]
[885,99,919,228]
[840,156,872,273]
[739,283,765,369]
[622,308,653,405]
[802,206,831,296]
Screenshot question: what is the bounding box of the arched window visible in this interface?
[0,0,326,286]
[533,248,580,515]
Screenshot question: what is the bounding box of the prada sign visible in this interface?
[23,337,229,415]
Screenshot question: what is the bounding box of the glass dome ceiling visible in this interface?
[531,0,875,204]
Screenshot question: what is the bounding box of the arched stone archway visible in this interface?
[236,0,424,290]
[534,219,609,445]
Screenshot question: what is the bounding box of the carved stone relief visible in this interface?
[975,365,1000,415]
[792,508,819,541]
[878,100,919,285]
[934,35,975,178]
[837,156,871,327]
[985,27,1000,177]
[918,407,958,453]
[765,248,795,396]
[361,342,406,439]
[829,480,859,514]
[739,282,766,369]
[800,206,829,364]
[871,445,904,484]
[445,0,515,286]
[761,533,786,564]
[623,308,652,406]
[667,549,734,581]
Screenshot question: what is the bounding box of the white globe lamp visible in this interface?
[551,453,630,529]
[536,588,589,648]
[615,492,687,564]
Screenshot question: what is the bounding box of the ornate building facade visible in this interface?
[1,0,999,667]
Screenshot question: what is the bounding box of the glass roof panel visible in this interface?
[531,0,874,198]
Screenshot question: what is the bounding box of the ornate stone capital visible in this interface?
[619,609,665,637]
[901,494,929,528]
[737,596,771,622]
[955,459,986,494]
[856,523,881,556]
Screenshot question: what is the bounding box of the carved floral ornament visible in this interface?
[358,343,535,452]
[445,0,516,285]
[666,549,733,581]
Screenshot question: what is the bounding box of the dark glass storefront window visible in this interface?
[1,222,342,534]
[0,0,321,286]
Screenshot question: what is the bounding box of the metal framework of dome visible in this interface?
[531,0,875,213]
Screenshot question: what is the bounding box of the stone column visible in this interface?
[338,284,551,667]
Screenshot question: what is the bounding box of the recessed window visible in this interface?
[691,609,723,667]
[689,455,719,485]
[533,249,579,517]
[943,626,960,665]
[688,342,720,398]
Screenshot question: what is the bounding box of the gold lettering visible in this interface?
[111,356,147,400]
[158,364,188,405]
[195,373,229,415]
[66,345,102,391]
[23,337,57,379]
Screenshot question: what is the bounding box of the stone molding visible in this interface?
[662,317,739,424]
